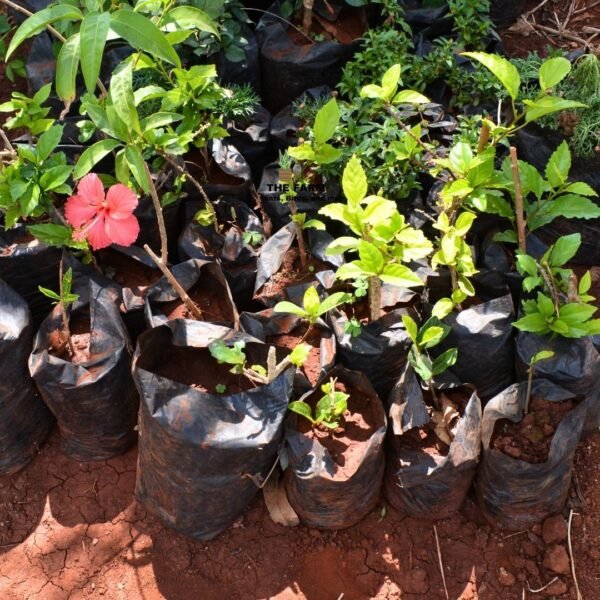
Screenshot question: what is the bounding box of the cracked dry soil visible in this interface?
[1,429,599,600]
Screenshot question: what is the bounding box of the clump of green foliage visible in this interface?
[288,377,350,430]
[448,0,492,50]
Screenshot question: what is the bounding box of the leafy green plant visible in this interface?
[403,314,458,396]
[513,233,600,338]
[448,0,491,50]
[208,339,309,385]
[288,377,349,430]
[524,350,555,413]
[0,14,25,82]
[0,83,54,136]
[38,266,79,356]
[320,155,431,321]
[274,286,352,330]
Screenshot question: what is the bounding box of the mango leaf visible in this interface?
[342,155,367,206]
[7,5,83,60]
[56,33,81,105]
[539,56,571,90]
[313,98,339,145]
[73,138,122,179]
[80,11,110,93]
[545,141,571,188]
[524,97,586,122]
[462,52,520,100]
[164,6,220,37]
[110,10,181,67]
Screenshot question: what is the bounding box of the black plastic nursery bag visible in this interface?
[476,379,586,531]
[0,279,53,475]
[133,320,294,540]
[284,366,386,529]
[384,365,482,519]
[29,280,139,461]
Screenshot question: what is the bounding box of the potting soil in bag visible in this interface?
[29,280,139,461]
[133,320,294,540]
[384,365,482,519]
[0,226,62,327]
[256,2,362,113]
[0,279,53,475]
[516,331,600,435]
[284,366,386,529]
[476,379,586,531]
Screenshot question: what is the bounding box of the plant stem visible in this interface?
[289,199,308,269]
[143,244,203,320]
[368,276,382,322]
[477,122,490,154]
[141,161,203,320]
[0,0,108,98]
[449,266,462,311]
[302,0,314,35]
[509,146,527,254]
[59,258,75,357]
[383,104,429,151]
[524,365,534,414]
[0,128,14,153]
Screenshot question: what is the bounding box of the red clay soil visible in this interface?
[1,428,598,599]
[500,0,600,58]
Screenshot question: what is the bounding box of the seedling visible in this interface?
[38,265,79,357]
[513,234,600,338]
[524,350,555,414]
[273,285,352,337]
[288,377,349,430]
[402,313,458,408]
[344,317,362,338]
[320,155,430,321]
[209,339,309,386]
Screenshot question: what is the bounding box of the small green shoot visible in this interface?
[288,377,349,430]
[524,350,555,414]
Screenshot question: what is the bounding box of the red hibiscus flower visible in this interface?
[65,174,140,250]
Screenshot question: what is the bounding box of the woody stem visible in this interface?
[143,161,169,264]
[59,257,75,357]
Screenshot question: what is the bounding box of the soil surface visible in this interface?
[500,0,600,58]
[1,430,599,599]
[48,311,91,365]
[97,250,161,293]
[491,396,575,463]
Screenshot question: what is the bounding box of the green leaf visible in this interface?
[28,224,74,247]
[380,264,423,288]
[579,271,592,295]
[493,229,518,244]
[549,233,581,267]
[272,301,307,318]
[544,194,600,223]
[432,298,454,320]
[110,60,140,135]
[303,219,325,230]
[37,125,64,162]
[524,97,586,122]
[288,401,315,423]
[56,33,81,104]
[302,286,320,316]
[325,235,359,255]
[513,312,549,333]
[38,286,61,301]
[454,212,476,236]
[289,343,310,367]
[287,143,315,162]
[531,350,555,365]
[357,241,384,275]
[523,276,542,292]
[539,56,571,90]
[545,141,571,188]
[402,315,418,343]
[550,319,569,335]
[360,84,384,100]
[380,64,400,101]
[563,182,597,197]
[164,6,220,37]
[393,89,429,104]
[419,325,445,349]
[314,143,342,164]
[317,292,352,316]
[342,155,367,206]
[80,11,110,94]
[39,165,73,191]
[110,10,181,68]
[363,197,397,225]
[140,112,183,132]
[209,340,246,366]
[537,293,555,318]
[73,139,122,179]
[125,145,150,193]
[335,262,368,280]
[462,52,520,100]
[313,98,339,145]
[6,5,83,60]
[449,142,473,175]
[515,253,538,277]
[431,348,458,376]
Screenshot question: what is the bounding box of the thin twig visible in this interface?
[433,525,449,600]
[143,161,169,264]
[568,510,583,600]
[244,8,315,44]
[509,146,527,254]
[523,0,552,19]
[0,0,108,97]
[0,128,14,153]
[477,122,490,154]
[501,530,528,540]
[575,0,600,15]
[527,577,559,593]
[59,256,75,357]
[143,244,203,320]
[535,23,592,47]
[384,104,429,151]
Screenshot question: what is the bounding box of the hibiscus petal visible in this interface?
[64,194,98,228]
[106,184,138,219]
[77,173,105,206]
[86,215,113,250]
[104,213,140,247]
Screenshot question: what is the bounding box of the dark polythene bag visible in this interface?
[133,320,294,540]
[284,366,386,529]
[0,279,53,475]
[29,280,139,461]
[256,2,362,113]
[476,379,586,531]
[516,331,600,435]
[0,225,62,327]
[384,365,482,519]
[329,308,413,402]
